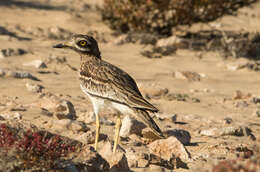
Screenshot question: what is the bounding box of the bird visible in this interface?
[53,34,164,153]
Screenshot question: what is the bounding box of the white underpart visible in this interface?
[80,84,134,117]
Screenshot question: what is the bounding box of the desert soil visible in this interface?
[0,0,260,171]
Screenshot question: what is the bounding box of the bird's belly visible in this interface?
[110,101,133,114]
[80,84,133,115]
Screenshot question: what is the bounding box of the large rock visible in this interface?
[148,136,191,163]
[99,140,130,172]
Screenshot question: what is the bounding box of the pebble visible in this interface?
[253,107,260,117]
[23,60,47,69]
[173,71,202,82]
[0,48,27,59]
[155,113,177,122]
[26,82,43,93]
[199,126,255,140]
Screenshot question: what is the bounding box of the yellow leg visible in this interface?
[113,114,121,154]
[94,113,100,151]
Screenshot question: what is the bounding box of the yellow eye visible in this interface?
[79,40,87,46]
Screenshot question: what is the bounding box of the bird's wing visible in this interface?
[79,59,158,112]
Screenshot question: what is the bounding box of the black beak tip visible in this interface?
[53,43,64,48]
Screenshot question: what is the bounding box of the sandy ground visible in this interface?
[0,0,260,171]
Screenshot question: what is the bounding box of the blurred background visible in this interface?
[0,0,260,171]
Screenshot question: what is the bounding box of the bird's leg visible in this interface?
[113,113,121,154]
[94,112,100,151]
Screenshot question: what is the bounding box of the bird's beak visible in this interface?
[53,40,73,49]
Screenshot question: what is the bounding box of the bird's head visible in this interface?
[53,34,101,58]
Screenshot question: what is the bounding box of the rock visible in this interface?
[76,130,95,144]
[46,26,73,40]
[45,54,67,64]
[119,115,146,137]
[0,48,27,59]
[0,69,40,81]
[164,129,191,145]
[125,148,149,168]
[55,119,89,133]
[173,71,202,82]
[226,58,250,71]
[223,117,233,124]
[232,90,251,100]
[148,137,191,163]
[99,140,130,172]
[251,96,260,104]
[138,83,168,99]
[0,112,22,120]
[155,113,177,122]
[199,128,219,136]
[26,82,44,93]
[200,126,256,140]
[142,128,163,143]
[36,94,76,120]
[235,101,249,108]
[23,60,47,68]
[253,107,260,117]
[71,145,110,172]
[156,35,182,47]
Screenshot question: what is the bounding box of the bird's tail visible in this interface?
[133,108,165,138]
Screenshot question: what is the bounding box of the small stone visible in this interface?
[155,113,177,122]
[164,129,191,145]
[156,35,182,47]
[173,71,201,82]
[120,115,146,137]
[23,60,47,68]
[251,96,260,104]
[13,112,22,120]
[138,83,168,99]
[233,90,252,100]
[223,117,233,124]
[199,128,218,136]
[235,101,249,108]
[200,126,255,140]
[4,70,40,81]
[148,136,191,163]
[226,58,249,71]
[0,48,27,59]
[99,140,131,172]
[26,82,43,93]
[253,107,260,117]
[36,95,76,120]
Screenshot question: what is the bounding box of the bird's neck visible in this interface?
[80,53,101,62]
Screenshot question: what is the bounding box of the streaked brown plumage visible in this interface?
[53,34,164,153]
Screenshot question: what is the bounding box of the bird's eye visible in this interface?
[79,40,87,46]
